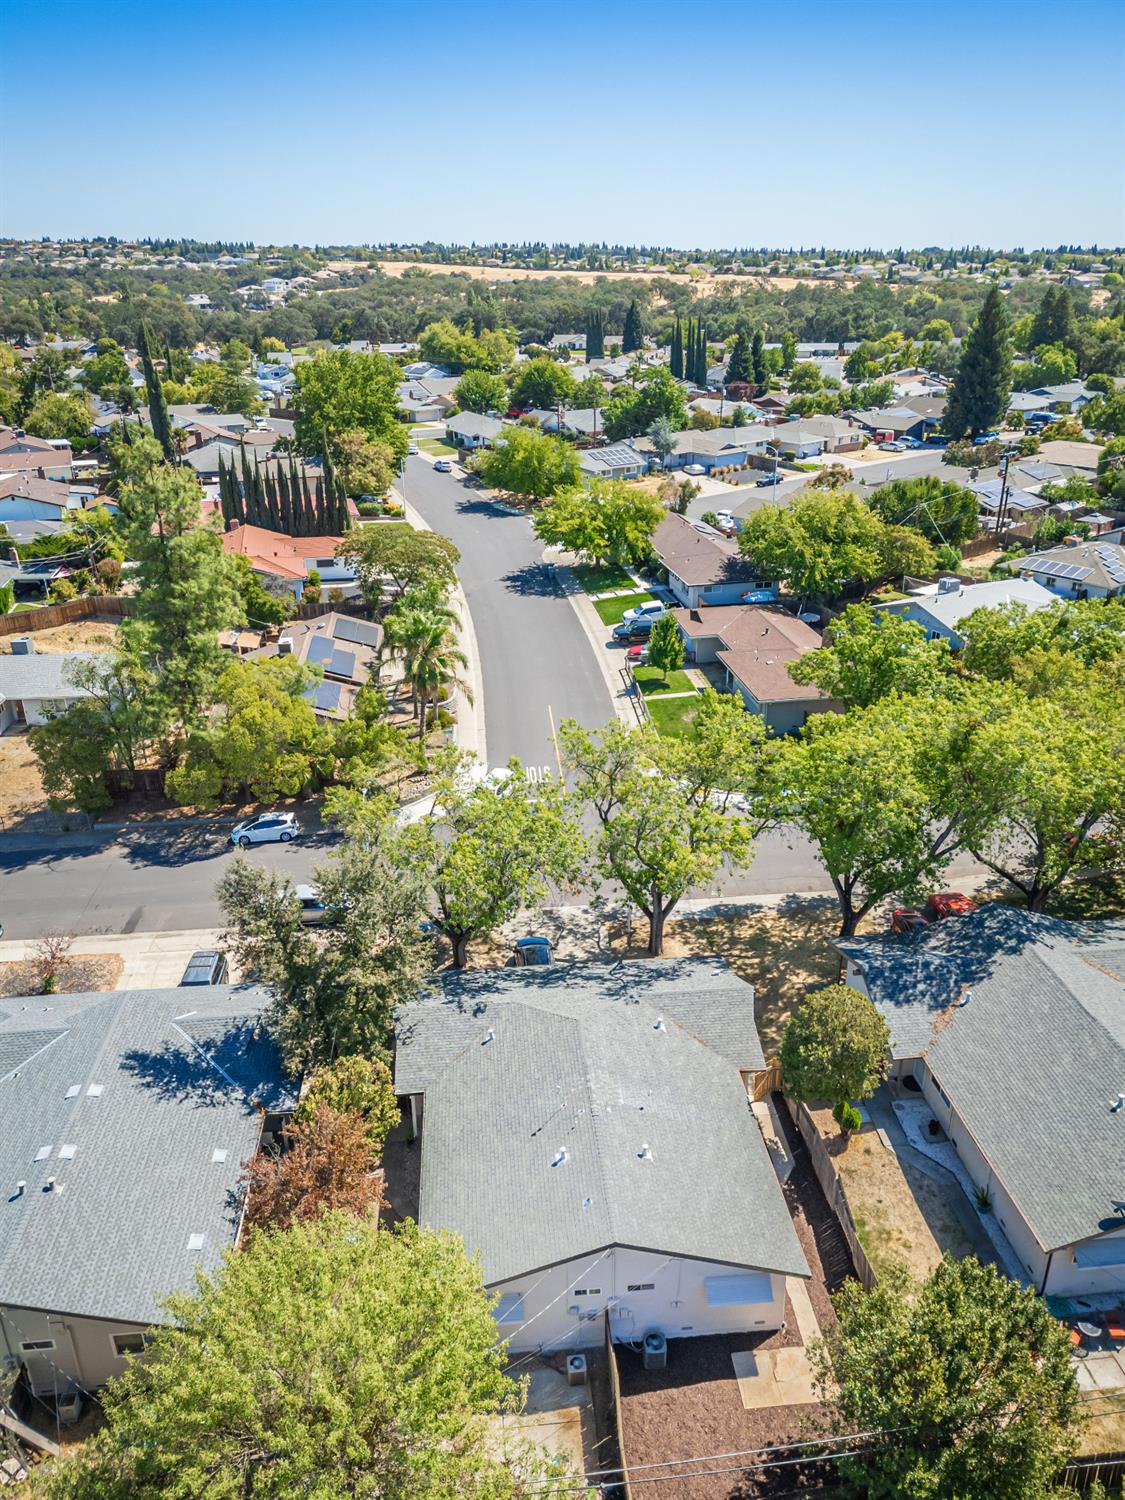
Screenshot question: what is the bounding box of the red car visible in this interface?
[891,908,930,935]
[924,892,978,921]
[626,643,650,666]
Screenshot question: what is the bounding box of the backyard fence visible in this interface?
[751,1062,784,1101]
[0,594,130,638]
[604,1312,633,1500]
[785,1097,879,1293]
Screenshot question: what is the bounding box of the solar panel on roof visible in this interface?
[332,616,380,647]
[328,648,357,679]
[306,636,334,666]
[313,681,342,713]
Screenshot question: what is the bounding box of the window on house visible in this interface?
[20,1340,54,1352]
[626,1283,655,1292]
[573,1289,601,1298]
[495,1293,525,1323]
[112,1332,150,1357]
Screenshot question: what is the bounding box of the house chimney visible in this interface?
[36,466,46,480]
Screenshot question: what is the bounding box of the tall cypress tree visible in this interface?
[585,310,604,361]
[751,330,766,387]
[301,469,314,537]
[288,459,305,536]
[943,284,1012,438]
[139,321,174,462]
[622,298,642,354]
[239,445,256,525]
[217,454,232,526]
[726,329,751,386]
[697,324,709,385]
[314,477,326,535]
[277,464,293,534]
[321,445,338,532]
[669,318,683,380]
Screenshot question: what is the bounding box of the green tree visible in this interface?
[293,1056,400,1148]
[1082,390,1125,435]
[453,369,509,414]
[138,321,175,461]
[751,329,766,386]
[338,523,459,601]
[868,474,981,548]
[31,1214,528,1500]
[780,330,797,372]
[418,319,514,373]
[602,366,688,439]
[217,840,431,1073]
[787,360,823,393]
[82,339,131,397]
[371,754,586,967]
[780,983,889,1131]
[532,478,663,567]
[738,489,889,604]
[815,1256,1081,1500]
[622,298,643,353]
[333,429,396,497]
[943,285,1012,438]
[769,695,964,936]
[956,597,1125,681]
[293,349,407,466]
[380,590,470,735]
[669,316,684,380]
[1096,435,1125,501]
[232,553,289,627]
[725,329,752,386]
[1029,283,1078,352]
[475,424,580,498]
[509,357,578,412]
[23,391,91,447]
[646,611,684,681]
[788,604,951,707]
[561,695,766,954]
[646,415,678,467]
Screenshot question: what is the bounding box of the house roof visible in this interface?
[837,906,1125,1254]
[580,442,646,474]
[1016,541,1125,592]
[1035,440,1103,472]
[396,958,807,1286]
[653,512,757,588]
[0,650,99,702]
[0,984,293,1325]
[221,524,345,581]
[849,404,928,433]
[445,412,506,439]
[883,577,1057,630]
[676,606,830,704]
[0,474,77,506]
[247,611,382,686]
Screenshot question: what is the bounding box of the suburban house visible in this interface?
[530,407,603,438]
[688,398,766,424]
[763,422,827,459]
[0,645,97,731]
[837,905,1125,1298]
[548,332,586,351]
[1013,540,1125,600]
[777,414,865,453]
[638,426,773,474]
[221,523,356,599]
[445,412,506,449]
[675,606,838,734]
[848,405,936,442]
[579,442,648,481]
[0,431,73,483]
[968,478,1048,522]
[1030,382,1097,413]
[651,512,761,608]
[0,475,85,525]
[402,361,451,381]
[393,958,809,1352]
[245,611,382,720]
[873,576,1056,647]
[0,984,293,1404]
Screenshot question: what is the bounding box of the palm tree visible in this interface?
[384,596,472,739]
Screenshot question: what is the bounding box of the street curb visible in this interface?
[552,559,638,726]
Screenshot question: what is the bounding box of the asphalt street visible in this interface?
[400,456,613,772]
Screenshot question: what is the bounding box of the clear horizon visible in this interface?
[3,0,1123,249]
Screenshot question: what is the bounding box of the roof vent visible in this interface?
[582,1197,592,1211]
[44,1177,56,1192]
[638,1143,653,1161]
[551,1148,568,1167]
[958,990,973,1008]
[653,1017,666,1031]
[482,1028,494,1046]
[211,1148,228,1163]
[1111,1094,1125,1114]
[277,637,294,656]
[187,1233,205,1251]
[15,1181,25,1197]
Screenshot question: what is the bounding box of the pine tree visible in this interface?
[622,299,642,354]
[697,324,709,386]
[751,330,766,387]
[943,284,1012,438]
[314,477,326,535]
[217,454,232,526]
[139,321,174,462]
[585,310,604,361]
[321,444,338,532]
[726,330,751,386]
[301,468,314,536]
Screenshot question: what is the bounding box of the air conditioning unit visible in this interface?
[566,1354,587,1387]
[643,1331,667,1371]
[57,1389,83,1426]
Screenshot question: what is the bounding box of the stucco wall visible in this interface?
[0,1304,152,1396]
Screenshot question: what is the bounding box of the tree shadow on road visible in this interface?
[500,563,563,598]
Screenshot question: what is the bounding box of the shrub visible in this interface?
[833,1101,863,1135]
[700,511,721,528]
[294,1056,400,1149]
[49,578,77,603]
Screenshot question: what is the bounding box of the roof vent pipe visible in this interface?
[1111,1094,1124,1114]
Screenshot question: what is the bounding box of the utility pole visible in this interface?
[994,446,1018,538]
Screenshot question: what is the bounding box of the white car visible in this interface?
[230,812,300,848]
[621,599,667,626]
[714,511,738,532]
[683,463,706,476]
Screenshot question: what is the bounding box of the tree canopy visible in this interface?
[788,604,952,708]
[780,984,889,1130]
[338,522,459,600]
[475,424,580,499]
[942,285,1012,438]
[531,478,663,567]
[293,349,408,464]
[868,474,981,548]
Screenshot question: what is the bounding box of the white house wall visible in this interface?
[489,1246,788,1354]
[0,1304,152,1396]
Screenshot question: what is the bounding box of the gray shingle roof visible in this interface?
[0,651,99,703]
[396,958,805,1286]
[839,906,1125,1252]
[0,985,294,1325]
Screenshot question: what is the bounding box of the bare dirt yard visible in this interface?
[0,952,123,998]
[0,729,47,823]
[0,617,119,654]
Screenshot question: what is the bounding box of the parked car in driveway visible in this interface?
[878,440,905,451]
[897,436,924,449]
[626,643,650,666]
[434,458,453,472]
[891,908,930,935]
[230,812,300,848]
[612,617,655,642]
[924,891,978,921]
[179,949,229,986]
[295,883,328,924]
[407,442,419,455]
[757,474,778,486]
[972,432,999,446]
[621,599,666,625]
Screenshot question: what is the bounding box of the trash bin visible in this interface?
[642,1331,666,1370]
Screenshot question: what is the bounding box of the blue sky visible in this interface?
[4,0,1123,249]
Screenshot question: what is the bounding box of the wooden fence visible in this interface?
[784,1096,879,1292]
[604,1312,633,1500]
[0,594,130,638]
[750,1062,784,1101]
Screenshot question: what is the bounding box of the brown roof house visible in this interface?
[651,512,767,609]
[676,606,840,734]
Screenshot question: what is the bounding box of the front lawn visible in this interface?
[645,693,700,739]
[632,666,696,696]
[572,563,634,595]
[416,437,457,455]
[594,590,654,626]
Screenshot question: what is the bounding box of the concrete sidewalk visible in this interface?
[0,928,230,990]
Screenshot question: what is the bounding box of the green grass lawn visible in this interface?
[645,694,701,739]
[572,563,635,595]
[416,437,457,455]
[594,591,654,626]
[632,666,696,696]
